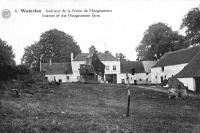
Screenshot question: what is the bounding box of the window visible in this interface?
[164,75,166,79]
[66,76,70,80]
[106,65,109,71]
[155,76,157,79]
[161,66,164,72]
[139,78,142,81]
[77,76,80,80]
[146,73,149,75]
[146,78,148,81]
[113,65,116,70]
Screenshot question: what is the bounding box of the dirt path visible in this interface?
[133,85,200,98]
[131,85,168,93]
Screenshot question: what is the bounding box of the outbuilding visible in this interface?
[151,46,200,84]
[175,51,200,92]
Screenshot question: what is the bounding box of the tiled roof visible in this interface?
[41,62,72,74]
[73,53,119,61]
[175,51,200,78]
[152,46,200,68]
[121,60,145,73]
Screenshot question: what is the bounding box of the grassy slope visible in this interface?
[1,83,200,133]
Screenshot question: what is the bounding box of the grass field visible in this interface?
[1,83,200,133]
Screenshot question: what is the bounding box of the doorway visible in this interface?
[195,77,200,93]
[105,74,117,83]
[161,76,164,83]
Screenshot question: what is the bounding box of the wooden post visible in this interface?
[126,73,131,117]
[127,89,130,117]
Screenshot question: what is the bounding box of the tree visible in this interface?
[0,38,16,81]
[16,65,29,75]
[21,42,41,71]
[181,6,200,45]
[136,23,188,61]
[0,38,15,66]
[21,29,81,71]
[116,53,126,61]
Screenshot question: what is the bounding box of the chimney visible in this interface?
[71,53,73,61]
[105,51,109,54]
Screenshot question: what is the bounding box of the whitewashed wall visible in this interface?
[178,78,195,91]
[118,73,151,84]
[102,61,121,83]
[151,63,187,84]
[45,74,73,82]
[71,61,85,82]
[71,60,121,83]
[102,61,121,75]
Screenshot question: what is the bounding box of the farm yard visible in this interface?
[1,83,200,133]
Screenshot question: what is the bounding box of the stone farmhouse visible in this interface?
[151,46,200,85]
[72,51,121,83]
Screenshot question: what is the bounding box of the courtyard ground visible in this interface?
[1,83,200,133]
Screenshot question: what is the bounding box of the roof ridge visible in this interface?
[165,45,200,55]
[152,46,200,68]
[73,52,119,61]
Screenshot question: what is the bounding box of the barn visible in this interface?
[175,51,200,92]
[41,62,73,83]
[120,60,156,84]
[151,46,200,84]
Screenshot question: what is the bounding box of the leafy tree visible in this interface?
[0,38,16,81]
[136,23,188,61]
[21,29,81,71]
[0,38,15,66]
[16,65,29,75]
[181,6,200,45]
[21,42,42,71]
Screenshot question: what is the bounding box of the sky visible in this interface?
[0,0,199,64]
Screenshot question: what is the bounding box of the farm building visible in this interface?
[78,46,105,83]
[175,51,200,92]
[72,49,120,83]
[151,46,200,84]
[119,60,156,84]
[41,62,73,82]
